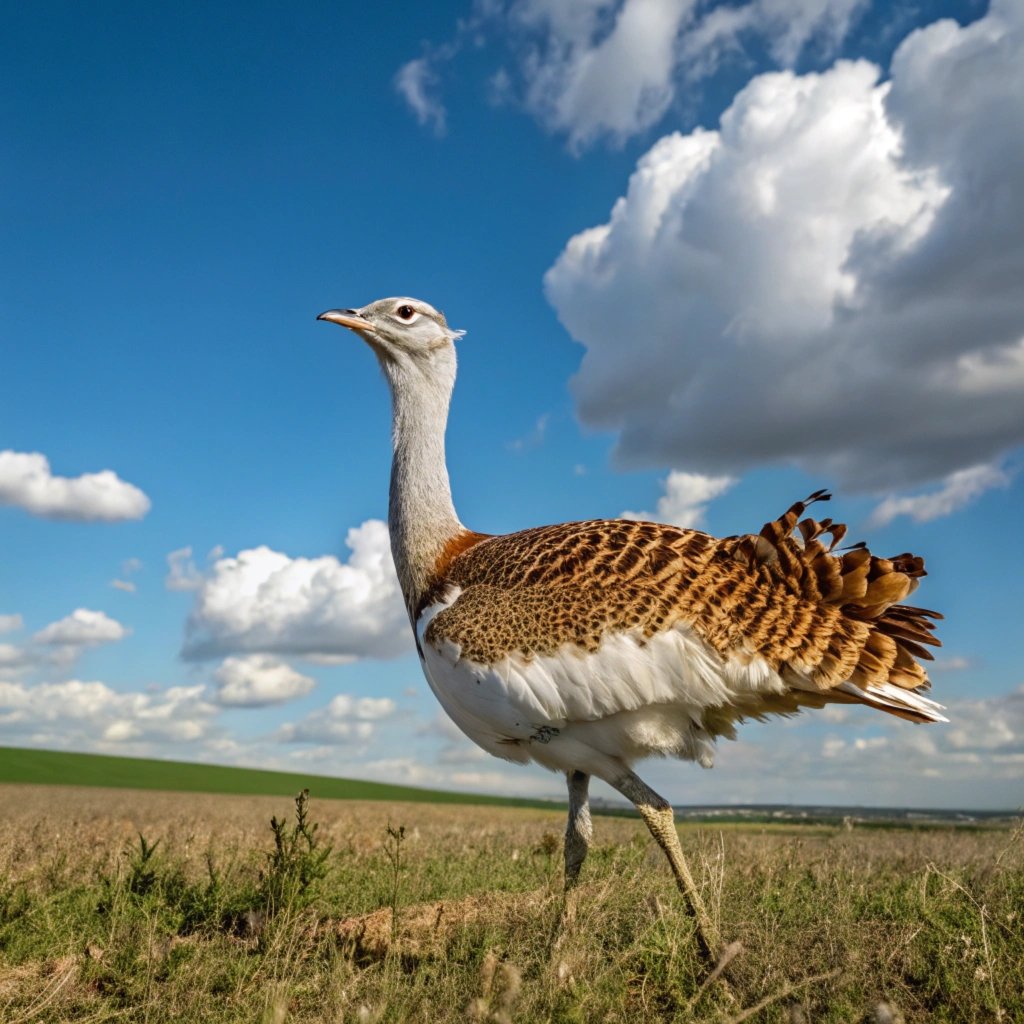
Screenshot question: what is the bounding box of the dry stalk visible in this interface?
[61,1007,137,1024]
[6,958,77,1024]
[703,829,727,929]
[685,940,744,1012]
[726,968,842,1024]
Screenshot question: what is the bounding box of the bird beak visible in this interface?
[316,309,377,334]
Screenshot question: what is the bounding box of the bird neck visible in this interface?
[386,362,463,617]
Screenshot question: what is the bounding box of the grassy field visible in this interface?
[0,784,1020,1023]
[0,746,553,809]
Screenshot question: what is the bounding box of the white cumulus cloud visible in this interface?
[0,680,217,747]
[622,470,735,528]
[212,655,315,707]
[182,519,410,662]
[0,610,128,679]
[0,450,150,522]
[546,1,1024,497]
[32,608,129,648]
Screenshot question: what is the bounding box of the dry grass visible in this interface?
[0,784,1020,1022]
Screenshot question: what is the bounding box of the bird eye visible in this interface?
[396,305,416,321]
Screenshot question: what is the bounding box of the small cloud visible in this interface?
[0,614,22,635]
[870,464,1010,527]
[932,656,973,673]
[303,653,358,666]
[818,706,852,724]
[0,450,150,522]
[33,609,129,648]
[328,694,398,720]
[166,546,225,592]
[622,471,736,529]
[573,463,587,476]
[488,66,513,105]
[821,736,847,759]
[507,413,550,453]
[165,547,203,592]
[2,610,128,678]
[111,557,143,593]
[394,57,447,135]
[212,654,315,708]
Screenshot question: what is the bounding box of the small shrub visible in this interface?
[259,789,332,915]
[534,831,560,858]
[126,833,161,898]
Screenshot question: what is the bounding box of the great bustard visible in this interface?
[318,297,945,959]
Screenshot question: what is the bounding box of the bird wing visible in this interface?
[417,492,944,737]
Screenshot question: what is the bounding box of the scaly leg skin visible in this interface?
[612,770,720,963]
[564,770,592,889]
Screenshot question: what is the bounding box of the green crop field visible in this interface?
[0,746,553,809]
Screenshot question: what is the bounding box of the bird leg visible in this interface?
[612,770,720,962]
[564,770,592,888]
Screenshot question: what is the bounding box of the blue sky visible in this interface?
[2,0,1021,809]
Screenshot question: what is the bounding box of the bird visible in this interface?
[317,296,945,960]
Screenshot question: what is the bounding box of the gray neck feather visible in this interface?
[383,350,462,617]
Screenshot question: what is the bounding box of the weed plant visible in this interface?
[262,789,333,916]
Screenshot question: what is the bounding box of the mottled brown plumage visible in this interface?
[422,491,941,722]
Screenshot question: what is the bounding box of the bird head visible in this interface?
[317,297,464,389]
